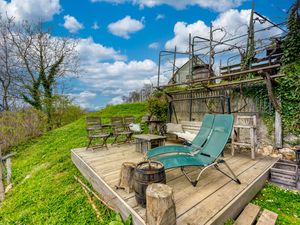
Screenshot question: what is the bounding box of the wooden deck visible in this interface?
[71,143,278,225]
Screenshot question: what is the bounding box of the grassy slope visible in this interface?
[0,102,147,224]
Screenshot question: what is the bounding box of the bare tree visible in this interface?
[0,16,18,111]
[6,19,79,128]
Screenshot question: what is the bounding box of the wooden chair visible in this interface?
[231,115,257,159]
[86,116,111,150]
[111,116,133,145]
[124,116,135,128]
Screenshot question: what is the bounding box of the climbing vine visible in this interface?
[281,0,300,65]
[276,1,300,135]
[276,62,300,135]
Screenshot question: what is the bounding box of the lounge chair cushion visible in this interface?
[129,123,141,132]
[166,123,184,133]
[174,131,196,142]
[157,153,214,169]
[147,114,215,159]
[147,145,195,159]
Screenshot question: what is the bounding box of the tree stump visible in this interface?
[146,183,176,225]
[116,162,136,193]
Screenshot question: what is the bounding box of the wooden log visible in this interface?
[1,152,16,161]
[6,158,12,185]
[116,162,136,193]
[74,175,115,211]
[146,183,176,225]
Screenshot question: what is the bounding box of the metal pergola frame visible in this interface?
[168,95,231,123]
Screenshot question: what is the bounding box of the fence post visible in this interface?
[0,142,5,201]
[275,109,282,149]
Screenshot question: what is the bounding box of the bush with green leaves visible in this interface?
[147,91,168,122]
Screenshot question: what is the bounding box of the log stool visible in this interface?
[116,162,136,193]
[146,183,176,225]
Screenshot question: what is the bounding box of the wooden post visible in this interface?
[0,143,4,201]
[172,46,177,76]
[146,183,176,225]
[6,158,12,185]
[209,23,213,78]
[275,109,282,149]
[116,162,136,193]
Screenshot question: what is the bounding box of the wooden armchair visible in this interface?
[86,116,111,150]
[111,116,133,145]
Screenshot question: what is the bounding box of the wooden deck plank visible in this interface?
[121,158,243,212]
[71,145,278,225]
[178,157,278,225]
[173,156,257,217]
[256,209,278,225]
[234,203,261,225]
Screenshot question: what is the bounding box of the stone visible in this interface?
[270,153,283,158]
[258,145,274,156]
[278,148,296,161]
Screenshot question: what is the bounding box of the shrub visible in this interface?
[147,93,168,122]
[0,108,47,154]
[52,96,85,128]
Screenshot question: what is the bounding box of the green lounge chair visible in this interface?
[152,114,241,187]
[146,114,215,159]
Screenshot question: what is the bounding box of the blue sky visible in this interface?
[0,0,293,110]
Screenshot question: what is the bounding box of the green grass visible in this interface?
[252,182,300,225]
[0,102,147,224]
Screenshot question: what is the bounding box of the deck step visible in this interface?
[256,209,278,225]
[234,203,261,225]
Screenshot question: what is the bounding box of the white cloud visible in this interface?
[148,42,160,49]
[108,16,145,39]
[67,91,97,109]
[76,37,126,63]
[92,22,100,30]
[109,96,124,105]
[165,20,210,52]
[63,15,84,33]
[0,0,61,22]
[79,59,157,96]
[156,14,165,20]
[91,0,243,12]
[165,9,282,52]
[71,37,158,107]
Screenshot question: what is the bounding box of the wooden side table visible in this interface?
[134,134,166,154]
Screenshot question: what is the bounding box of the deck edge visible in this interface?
[208,157,279,225]
[71,149,146,225]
